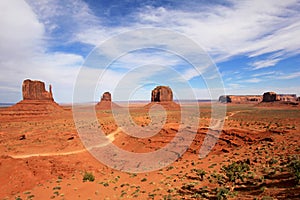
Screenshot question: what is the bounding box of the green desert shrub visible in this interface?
[222,161,250,183]
[288,158,300,184]
[83,171,95,182]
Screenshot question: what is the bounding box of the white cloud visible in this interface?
[26,0,100,40]
[0,0,85,103]
[0,0,44,60]
[71,1,300,71]
[250,58,281,70]
[252,71,276,77]
[276,71,300,80]
[135,0,300,63]
[243,78,262,83]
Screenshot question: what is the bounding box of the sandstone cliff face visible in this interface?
[278,94,297,102]
[219,95,262,103]
[101,92,112,102]
[22,79,53,101]
[151,86,173,102]
[263,92,280,102]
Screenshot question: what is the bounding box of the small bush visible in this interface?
[288,158,300,184]
[193,169,206,180]
[141,178,147,182]
[216,187,229,200]
[83,171,95,182]
[222,161,250,183]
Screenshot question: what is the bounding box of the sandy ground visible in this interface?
[0,102,299,199]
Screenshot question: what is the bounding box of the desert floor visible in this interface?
[0,102,299,199]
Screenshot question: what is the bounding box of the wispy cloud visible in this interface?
[243,78,262,83]
[277,71,300,80]
[252,71,277,77]
[134,0,300,62]
[249,58,281,70]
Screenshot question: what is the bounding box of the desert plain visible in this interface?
[0,101,299,200]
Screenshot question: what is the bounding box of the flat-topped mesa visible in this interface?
[22,79,53,101]
[151,86,173,102]
[262,92,280,102]
[101,92,112,102]
[219,95,262,103]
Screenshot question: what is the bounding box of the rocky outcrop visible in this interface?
[219,95,262,103]
[278,94,297,102]
[2,79,63,115]
[145,86,179,110]
[263,92,280,102]
[219,95,232,103]
[96,92,120,110]
[151,86,173,102]
[101,92,111,102]
[22,79,53,101]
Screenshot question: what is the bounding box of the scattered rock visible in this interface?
[221,148,229,153]
[260,137,274,142]
[19,134,26,140]
[67,136,74,140]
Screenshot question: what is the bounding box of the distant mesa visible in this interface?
[262,92,280,102]
[4,79,63,114]
[96,91,120,110]
[151,86,173,102]
[219,95,262,103]
[262,92,297,102]
[219,91,298,106]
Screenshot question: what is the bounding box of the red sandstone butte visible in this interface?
[96,92,120,110]
[22,79,54,101]
[151,86,173,102]
[4,79,63,114]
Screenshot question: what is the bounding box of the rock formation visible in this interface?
[145,86,179,110]
[151,86,173,102]
[219,95,262,103]
[3,79,63,114]
[277,94,297,102]
[22,79,53,101]
[101,92,112,102]
[219,95,232,103]
[96,91,120,110]
[263,92,280,102]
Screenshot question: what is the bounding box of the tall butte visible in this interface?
[5,79,63,114]
[22,79,54,101]
[151,86,173,102]
[145,86,179,109]
[96,91,120,110]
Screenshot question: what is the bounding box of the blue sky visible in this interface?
[0,0,299,103]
